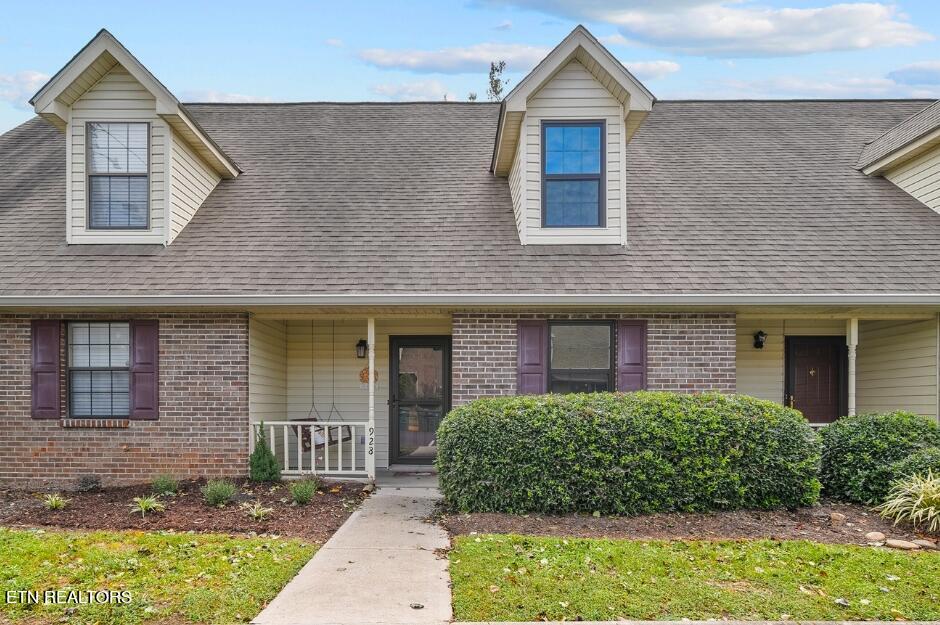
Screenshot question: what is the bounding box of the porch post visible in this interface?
[366,317,376,480]
[846,318,858,417]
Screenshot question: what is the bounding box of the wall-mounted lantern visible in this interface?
[356,339,369,359]
[753,331,768,349]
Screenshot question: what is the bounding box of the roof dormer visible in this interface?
[492,26,655,246]
[30,29,238,245]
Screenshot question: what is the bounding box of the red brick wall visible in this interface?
[0,313,249,488]
[452,312,736,405]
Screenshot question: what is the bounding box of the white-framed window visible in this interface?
[68,321,130,417]
[86,122,149,230]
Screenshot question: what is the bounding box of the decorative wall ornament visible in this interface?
[359,367,378,384]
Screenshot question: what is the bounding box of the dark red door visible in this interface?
[785,336,846,424]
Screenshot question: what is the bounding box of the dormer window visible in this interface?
[87,122,149,229]
[542,121,604,227]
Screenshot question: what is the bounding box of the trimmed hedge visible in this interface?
[888,446,940,483]
[436,392,821,515]
[820,412,940,504]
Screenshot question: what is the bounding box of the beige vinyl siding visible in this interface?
[736,318,847,403]
[508,115,527,243]
[249,319,288,423]
[856,319,939,419]
[68,65,166,244]
[169,129,221,243]
[885,145,940,214]
[523,59,623,245]
[249,317,452,470]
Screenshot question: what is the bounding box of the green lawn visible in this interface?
[450,534,940,622]
[0,527,315,625]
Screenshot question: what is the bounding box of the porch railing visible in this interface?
[250,421,369,478]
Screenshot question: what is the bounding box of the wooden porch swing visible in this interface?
[294,320,353,453]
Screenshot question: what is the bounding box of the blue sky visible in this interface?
[3,0,940,133]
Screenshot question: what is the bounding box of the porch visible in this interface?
[247,314,453,480]
[737,314,940,425]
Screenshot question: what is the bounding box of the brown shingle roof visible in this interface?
[2,99,940,298]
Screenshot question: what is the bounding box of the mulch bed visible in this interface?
[0,479,366,543]
[442,500,936,545]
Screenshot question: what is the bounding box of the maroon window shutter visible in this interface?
[517,320,548,394]
[31,320,61,418]
[617,320,647,392]
[130,319,159,419]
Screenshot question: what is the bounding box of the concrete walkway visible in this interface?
[253,471,450,625]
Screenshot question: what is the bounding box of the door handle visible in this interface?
[788,394,795,408]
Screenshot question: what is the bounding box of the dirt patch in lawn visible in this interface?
[0,479,365,543]
[442,500,935,545]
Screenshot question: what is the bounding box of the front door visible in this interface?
[389,336,451,465]
[785,336,847,424]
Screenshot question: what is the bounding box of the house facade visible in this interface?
[3,28,940,486]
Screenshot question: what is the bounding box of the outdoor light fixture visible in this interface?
[753,331,768,349]
[356,339,368,358]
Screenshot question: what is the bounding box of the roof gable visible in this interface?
[492,25,654,175]
[858,100,940,174]
[30,29,239,179]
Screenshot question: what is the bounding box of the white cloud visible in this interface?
[717,75,901,98]
[483,1,932,57]
[0,70,49,109]
[180,90,273,103]
[683,70,940,100]
[325,38,345,48]
[358,42,550,73]
[598,33,632,46]
[494,20,513,30]
[371,80,457,101]
[888,61,940,85]
[625,59,680,80]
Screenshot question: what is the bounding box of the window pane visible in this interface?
[89,124,110,172]
[70,370,92,392]
[563,126,582,150]
[544,180,600,226]
[543,124,601,175]
[89,323,110,344]
[545,126,564,151]
[69,344,89,367]
[109,177,131,227]
[110,324,129,344]
[89,122,148,174]
[88,344,111,367]
[551,324,611,369]
[549,370,610,394]
[127,124,148,173]
[89,176,148,229]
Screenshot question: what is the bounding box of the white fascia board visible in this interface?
[862,125,940,175]
[3,293,940,308]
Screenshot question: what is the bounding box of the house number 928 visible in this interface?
[368,426,375,455]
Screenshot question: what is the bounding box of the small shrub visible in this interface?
[877,470,940,533]
[130,496,166,519]
[202,480,238,507]
[289,479,319,505]
[889,447,940,483]
[151,473,179,496]
[249,423,281,483]
[241,501,273,521]
[820,412,940,504]
[43,493,69,510]
[75,474,101,492]
[437,392,821,515]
